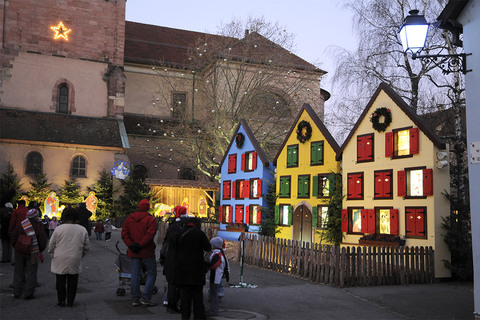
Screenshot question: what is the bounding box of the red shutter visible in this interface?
[257,207,262,224]
[348,175,355,199]
[365,135,373,160]
[416,209,425,236]
[228,154,236,173]
[361,209,368,233]
[241,153,245,171]
[223,181,231,199]
[397,171,406,197]
[341,209,348,233]
[357,136,365,161]
[405,208,415,236]
[348,174,362,199]
[219,206,223,223]
[423,169,433,196]
[243,180,250,198]
[384,171,392,198]
[232,181,236,199]
[367,209,376,234]
[257,179,262,197]
[409,128,419,154]
[252,152,257,170]
[385,132,393,158]
[228,206,233,223]
[355,174,363,199]
[390,209,399,235]
[374,172,383,198]
[245,205,250,224]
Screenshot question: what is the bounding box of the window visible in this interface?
[275,204,292,226]
[242,151,257,172]
[235,205,244,223]
[374,170,393,199]
[357,133,374,162]
[133,165,148,180]
[250,178,262,198]
[222,181,231,200]
[398,168,433,197]
[350,208,363,233]
[172,92,187,118]
[347,172,364,200]
[297,175,310,198]
[71,155,86,177]
[385,127,419,158]
[220,205,233,223]
[405,207,426,238]
[228,154,236,173]
[246,205,261,225]
[279,176,291,198]
[286,145,298,167]
[26,151,43,175]
[58,83,69,113]
[234,179,249,199]
[250,92,290,118]
[313,174,334,198]
[310,141,324,165]
[377,208,399,235]
[315,206,328,229]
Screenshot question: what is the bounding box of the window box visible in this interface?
[358,234,405,246]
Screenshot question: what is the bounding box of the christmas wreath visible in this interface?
[296,120,312,143]
[370,107,392,132]
[235,133,244,148]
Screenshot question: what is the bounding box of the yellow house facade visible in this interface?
[339,83,451,278]
[274,103,340,244]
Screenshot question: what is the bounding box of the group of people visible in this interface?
[121,201,229,319]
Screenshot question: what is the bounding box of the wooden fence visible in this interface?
[242,234,435,287]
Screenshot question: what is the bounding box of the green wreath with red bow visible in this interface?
[370,107,392,132]
[296,120,312,143]
[235,133,245,148]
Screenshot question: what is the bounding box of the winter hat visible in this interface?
[174,205,187,218]
[26,208,39,219]
[210,237,223,249]
[5,202,13,209]
[138,199,150,211]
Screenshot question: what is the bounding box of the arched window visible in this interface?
[58,83,69,113]
[133,165,148,181]
[26,151,43,175]
[250,92,290,118]
[71,155,86,177]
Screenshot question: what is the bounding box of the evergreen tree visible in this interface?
[322,172,344,246]
[259,180,278,237]
[118,166,152,216]
[59,177,83,207]
[27,173,52,206]
[0,162,22,205]
[89,169,114,219]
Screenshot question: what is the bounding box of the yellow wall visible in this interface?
[341,89,451,278]
[276,108,340,243]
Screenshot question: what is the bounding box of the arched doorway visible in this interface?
[292,204,312,244]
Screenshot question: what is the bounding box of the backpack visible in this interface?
[15,234,32,255]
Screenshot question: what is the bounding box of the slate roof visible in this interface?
[0,108,124,149]
[273,103,340,166]
[124,21,324,73]
[336,82,446,161]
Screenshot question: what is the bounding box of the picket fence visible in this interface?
[242,234,435,287]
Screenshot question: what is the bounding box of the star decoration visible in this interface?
[51,22,71,41]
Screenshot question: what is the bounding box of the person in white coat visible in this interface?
[48,207,89,307]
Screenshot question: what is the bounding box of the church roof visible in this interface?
[0,108,125,149]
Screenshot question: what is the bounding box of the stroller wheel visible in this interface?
[152,286,158,294]
[116,288,122,296]
[120,288,126,296]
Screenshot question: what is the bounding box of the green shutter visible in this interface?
[328,173,336,195]
[275,205,280,224]
[310,143,316,164]
[312,206,318,228]
[312,175,319,197]
[318,142,324,163]
[288,206,293,225]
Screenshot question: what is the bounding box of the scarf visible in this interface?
[20,218,41,264]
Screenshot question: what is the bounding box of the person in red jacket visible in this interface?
[121,199,158,307]
[8,200,29,237]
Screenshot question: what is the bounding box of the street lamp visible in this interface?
[398,9,471,74]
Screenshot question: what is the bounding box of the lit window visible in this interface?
[243,151,257,172]
[249,205,261,225]
[398,168,433,197]
[317,206,328,229]
[351,208,362,233]
[278,205,291,226]
[396,129,410,156]
[409,169,423,196]
[223,205,232,223]
[386,127,419,158]
[251,178,262,198]
[379,209,391,234]
[71,155,86,177]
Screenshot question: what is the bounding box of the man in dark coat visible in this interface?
[121,199,157,307]
[0,203,13,262]
[76,203,92,236]
[174,217,211,320]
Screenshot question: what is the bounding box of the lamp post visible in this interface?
[398,9,471,74]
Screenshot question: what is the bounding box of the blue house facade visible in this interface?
[218,120,275,240]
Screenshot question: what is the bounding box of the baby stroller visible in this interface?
[115,241,158,296]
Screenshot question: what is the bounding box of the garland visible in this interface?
[370,107,392,132]
[235,133,244,148]
[296,120,312,143]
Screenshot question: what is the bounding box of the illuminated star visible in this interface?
[51,22,71,41]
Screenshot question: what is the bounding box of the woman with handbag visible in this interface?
[10,208,47,300]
